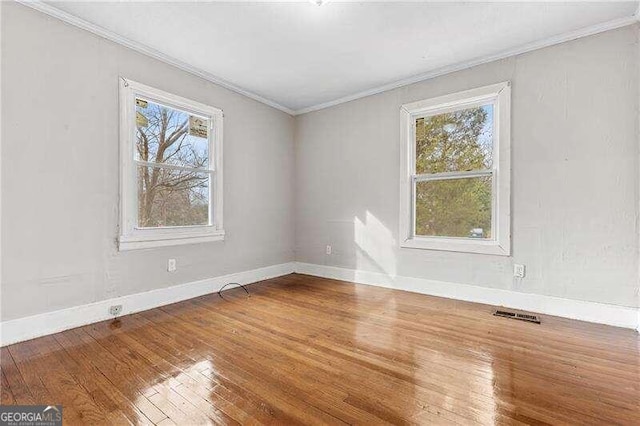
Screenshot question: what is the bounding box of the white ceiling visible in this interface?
[40,1,638,114]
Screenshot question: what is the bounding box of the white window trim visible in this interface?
[399,82,511,256]
[118,78,224,251]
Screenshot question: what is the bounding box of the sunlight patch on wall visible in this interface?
[354,211,397,277]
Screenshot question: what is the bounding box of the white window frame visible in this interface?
[399,82,511,256]
[118,78,224,251]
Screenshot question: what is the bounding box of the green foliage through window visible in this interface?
[414,105,493,239]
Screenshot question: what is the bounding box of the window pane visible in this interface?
[415,176,492,239]
[137,165,210,228]
[135,98,210,169]
[415,104,493,174]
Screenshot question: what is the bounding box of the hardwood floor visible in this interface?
[1,273,639,425]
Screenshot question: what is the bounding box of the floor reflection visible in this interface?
[2,276,638,425]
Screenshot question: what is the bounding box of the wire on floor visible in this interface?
[218,282,250,300]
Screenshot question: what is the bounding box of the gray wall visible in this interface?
[2,3,639,323]
[295,25,639,308]
[1,3,295,321]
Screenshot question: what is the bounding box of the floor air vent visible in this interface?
[494,310,541,324]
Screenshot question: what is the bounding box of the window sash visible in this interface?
[135,95,211,122]
[412,169,492,183]
[409,101,496,242]
[135,162,216,229]
[410,171,496,241]
[133,98,214,171]
[135,159,214,174]
[131,93,216,231]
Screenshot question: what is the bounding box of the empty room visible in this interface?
[1,0,639,424]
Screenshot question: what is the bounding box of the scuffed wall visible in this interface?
[295,25,640,308]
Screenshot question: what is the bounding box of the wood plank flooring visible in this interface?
[1,273,639,425]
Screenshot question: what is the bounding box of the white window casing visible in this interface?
[399,82,511,256]
[118,78,224,250]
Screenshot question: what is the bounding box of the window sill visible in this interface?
[118,230,225,251]
[400,236,510,256]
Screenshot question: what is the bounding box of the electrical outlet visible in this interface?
[514,264,526,278]
[325,245,332,255]
[167,258,177,272]
[109,305,123,316]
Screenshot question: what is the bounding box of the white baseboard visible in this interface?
[2,260,636,346]
[0,262,296,347]
[294,262,640,330]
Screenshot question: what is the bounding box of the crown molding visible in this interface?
[294,13,639,115]
[14,0,640,117]
[16,0,296,115]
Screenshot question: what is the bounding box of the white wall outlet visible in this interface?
[514,264,526,278]
[325,245,332,255]
[109,305,122,316]
[167,258,177,272]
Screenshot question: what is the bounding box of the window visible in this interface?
[399,82,511,255]
[119,78,224,250]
